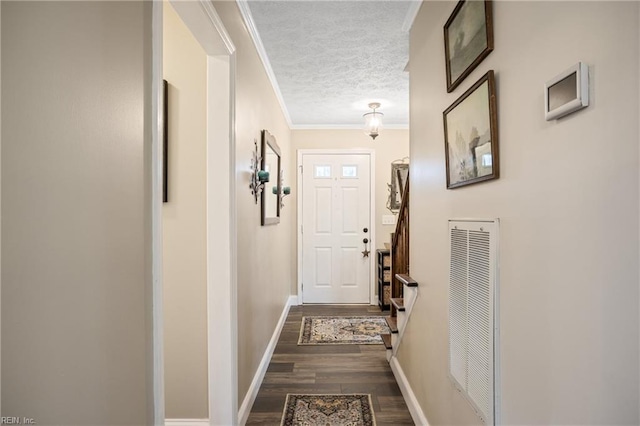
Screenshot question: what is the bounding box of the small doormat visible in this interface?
[281,394,376,426]
[298,316,389,345]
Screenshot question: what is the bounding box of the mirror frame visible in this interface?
[389,163,409,212]
[261,130,281,226]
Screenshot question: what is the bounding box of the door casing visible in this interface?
[297,149,377,306]
[152,2,238,424]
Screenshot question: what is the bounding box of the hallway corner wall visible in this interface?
[1,2,153,424]
[404,1,639,425]
[213,1,294,407]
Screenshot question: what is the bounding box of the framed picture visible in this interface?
[163,79,169,203]
[444,0,494,93]
[443,70,498,189]
[545,62,589,121]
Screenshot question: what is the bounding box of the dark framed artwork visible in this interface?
[443,70,498,189]
[163,79,168,203]
[444,0,494,93]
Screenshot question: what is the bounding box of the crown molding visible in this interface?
[291,124,409,131]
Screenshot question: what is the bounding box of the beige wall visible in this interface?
[403,1,639,425]
[162,2,208,419]
[292,129,410,254]
[1,2,152,424]
[213,2,294,406]
[0,2,3,415]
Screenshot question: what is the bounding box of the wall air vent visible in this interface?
[448,219,499,425]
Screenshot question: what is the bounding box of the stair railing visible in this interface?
[390,177,409,317]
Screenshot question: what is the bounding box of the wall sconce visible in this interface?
[272,178,292,209]
[363,102,384,140]
[249,138,270,204]
[281,186,291,209]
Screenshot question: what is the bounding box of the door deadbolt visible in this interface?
[363,227,368,233]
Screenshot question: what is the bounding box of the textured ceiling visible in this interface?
[245,1,414,127]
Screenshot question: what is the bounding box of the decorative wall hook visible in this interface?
[249,138,270,203]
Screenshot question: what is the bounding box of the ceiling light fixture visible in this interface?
[363,102,384,140]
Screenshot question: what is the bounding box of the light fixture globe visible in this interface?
[363,102,384,140]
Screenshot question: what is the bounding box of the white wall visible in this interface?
[403,1,639,424]
[1,2,153,424]
[163,2,208,419]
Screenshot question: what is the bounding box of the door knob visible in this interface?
[363,238,369,244]
[363,227,368,233]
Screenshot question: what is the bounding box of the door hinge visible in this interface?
[301,225,303,234]
[299,165,303,174]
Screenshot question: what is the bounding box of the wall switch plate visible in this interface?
[382,215,397,225]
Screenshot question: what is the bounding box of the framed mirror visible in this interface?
[388,162,409,212]
[261,130,281,226]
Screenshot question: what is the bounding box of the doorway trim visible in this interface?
[152,1,237,424]
[296,149,377,306]
[151,2,164,423]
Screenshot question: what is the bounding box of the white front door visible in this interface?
[301,153,372,303]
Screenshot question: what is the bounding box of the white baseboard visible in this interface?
[237,295,297,425]
[165,420,209,426]
[390,356,430,426]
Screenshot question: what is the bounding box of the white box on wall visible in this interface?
[382,215,397,225]
[544,62,589,121]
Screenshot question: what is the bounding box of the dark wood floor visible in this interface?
[246,304,414,425]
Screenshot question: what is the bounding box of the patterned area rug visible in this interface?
[298,316,390,345]
[281,394,376,426]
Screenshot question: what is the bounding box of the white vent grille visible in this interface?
[449,220,499,425]
[450,228,468,388]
